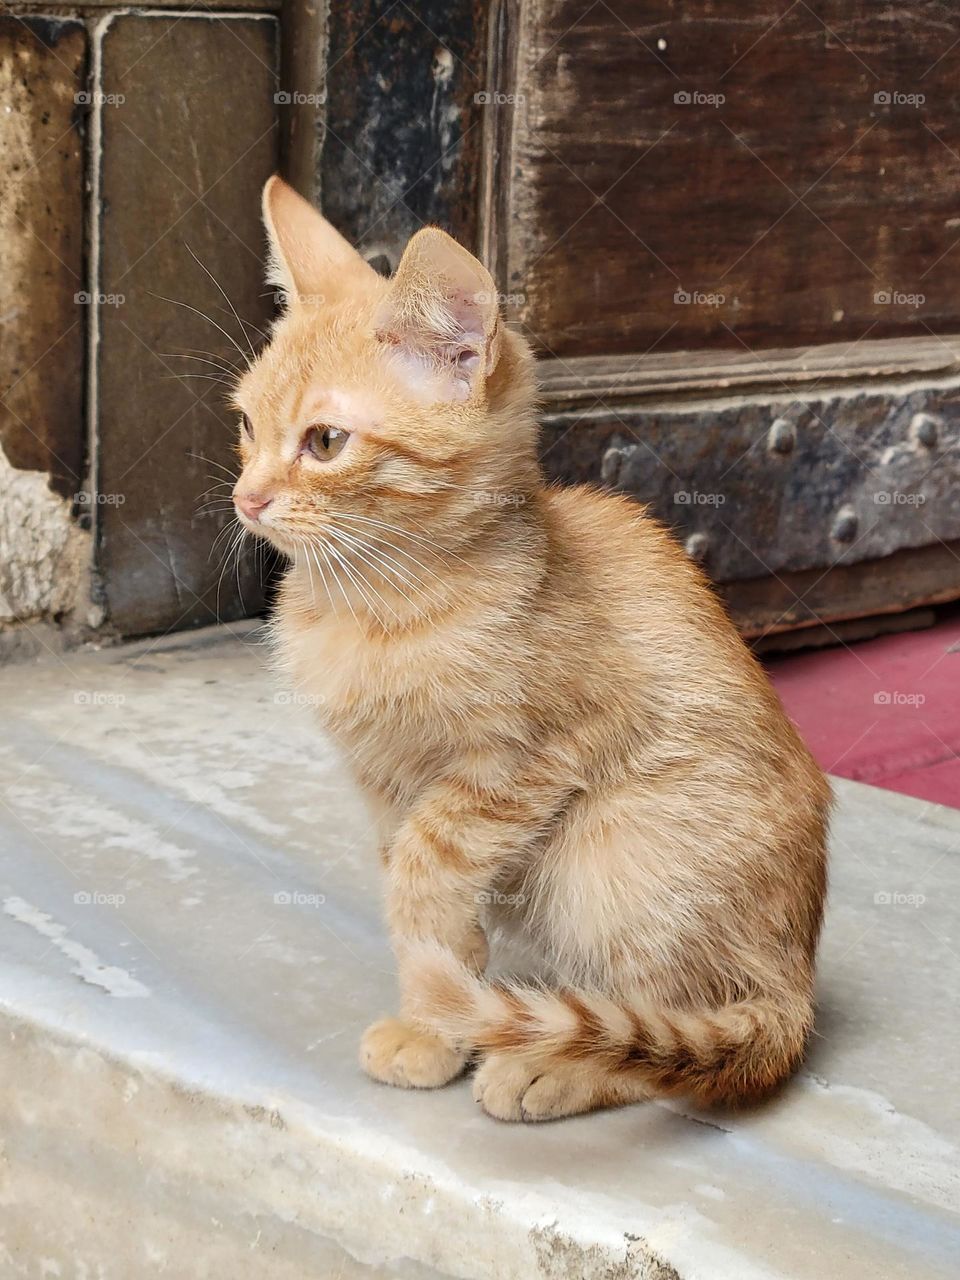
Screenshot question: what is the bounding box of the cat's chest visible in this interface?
[275,609,481,768]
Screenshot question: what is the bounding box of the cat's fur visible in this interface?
[232,176,830,1121]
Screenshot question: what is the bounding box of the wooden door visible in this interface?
[314,0,960,639]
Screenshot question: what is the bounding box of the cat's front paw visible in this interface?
[360,1017,466,1089]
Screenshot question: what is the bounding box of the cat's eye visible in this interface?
[241,413,254,441]
[305,424,349,462]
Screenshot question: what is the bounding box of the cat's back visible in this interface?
[542,482,733,640]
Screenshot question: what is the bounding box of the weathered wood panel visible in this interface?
[95,14,279,635]
[503,0,960,356]
[320,0,490,269]
[536,334,960,406]
[724,539,960,640]
[0,15,86,498]
[539,381,960,584]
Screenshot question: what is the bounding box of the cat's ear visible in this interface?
[375,228,502,403]
[262,175,375,305]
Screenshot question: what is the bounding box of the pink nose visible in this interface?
[234,491,272,521]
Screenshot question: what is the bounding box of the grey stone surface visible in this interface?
[0,626,956,1278]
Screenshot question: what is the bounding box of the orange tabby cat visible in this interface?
[232,176,830,1121]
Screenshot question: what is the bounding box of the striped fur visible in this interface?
[404,941,812,1106]
[232,178,831,1119]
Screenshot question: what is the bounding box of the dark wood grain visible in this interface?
[502,0,960,356]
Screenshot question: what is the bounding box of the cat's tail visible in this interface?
[404,942,812,1106]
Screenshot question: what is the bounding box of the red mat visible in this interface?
[765,616,960,809]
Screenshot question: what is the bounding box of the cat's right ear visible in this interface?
[262,175,375,306]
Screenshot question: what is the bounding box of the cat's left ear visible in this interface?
[262,175,375,305]
[375,228,502,403]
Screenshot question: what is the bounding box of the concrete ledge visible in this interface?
[0,629,957,1278]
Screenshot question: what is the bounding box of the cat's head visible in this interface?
[230,176,537,559]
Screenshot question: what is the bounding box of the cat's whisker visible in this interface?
[335,512,473,570]
[327,529,426,629]
[299,540,318,610]
[161,352,242,376]
[215,303,268,346]
[307,542,338,616]
[331,519,445,588]
[317,540,357,628]
[149,290,251,370]
[326,533,404,629]
[195,484,233,504]
[214,523,246,617]
[233,523,249,609]
[324,538,393,627]
[184,243,259,364]
[309,542,340,616]
[189,454,239,481]
[209,517,240,559]
[328,525,430,595]
[161,373,234,385]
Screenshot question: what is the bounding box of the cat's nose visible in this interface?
[234,491,273,521]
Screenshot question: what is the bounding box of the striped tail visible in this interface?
[404,942,812,1106]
